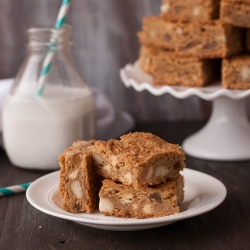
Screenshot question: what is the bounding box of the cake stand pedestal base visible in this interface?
[182,96,250,161]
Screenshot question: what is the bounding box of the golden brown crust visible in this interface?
[95,132,185,169]
[93,132,185,187]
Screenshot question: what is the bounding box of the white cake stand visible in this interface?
[120,61,250,161]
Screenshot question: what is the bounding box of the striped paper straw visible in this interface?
[0,183,31,197]
[36,0,72,96]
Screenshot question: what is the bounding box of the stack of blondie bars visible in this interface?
[59,132,186,218]
[138,0,250,89]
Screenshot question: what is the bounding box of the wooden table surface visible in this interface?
[0,121,250,250]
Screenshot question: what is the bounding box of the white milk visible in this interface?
[2,85,96,170]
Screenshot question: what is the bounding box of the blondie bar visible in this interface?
[175,20,243,58]
[99,174,184,218]
[59,140,101,213]
[92,132,185,187]
[137,16,176,50]
[161,0,219,22]
[221,0,250,28]
[222,55,250,89]
[139,45,218,87]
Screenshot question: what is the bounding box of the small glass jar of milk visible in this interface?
[2,25,96,170]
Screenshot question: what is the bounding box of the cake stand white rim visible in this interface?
[120,61,250,101]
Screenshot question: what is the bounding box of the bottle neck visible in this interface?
[26,25,72,52]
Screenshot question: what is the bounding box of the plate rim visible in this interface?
[26,168,227,226]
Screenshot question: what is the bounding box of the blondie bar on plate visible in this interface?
[59,140,101,213]
[92,132,185,187]
[99,174,184,218]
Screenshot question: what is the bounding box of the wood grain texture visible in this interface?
[1,0,250,121]
[1,121,250,250]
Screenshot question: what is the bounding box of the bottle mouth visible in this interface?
[26,24,72,48]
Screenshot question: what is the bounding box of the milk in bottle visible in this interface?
[2,25,96,170]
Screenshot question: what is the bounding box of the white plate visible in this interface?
[26,168,226,231]
[120,61,250,100]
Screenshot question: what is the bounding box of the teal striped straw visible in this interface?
[0,183,31,197]
[36,0,72,96]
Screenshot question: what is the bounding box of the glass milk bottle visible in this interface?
[2,25,96,170]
